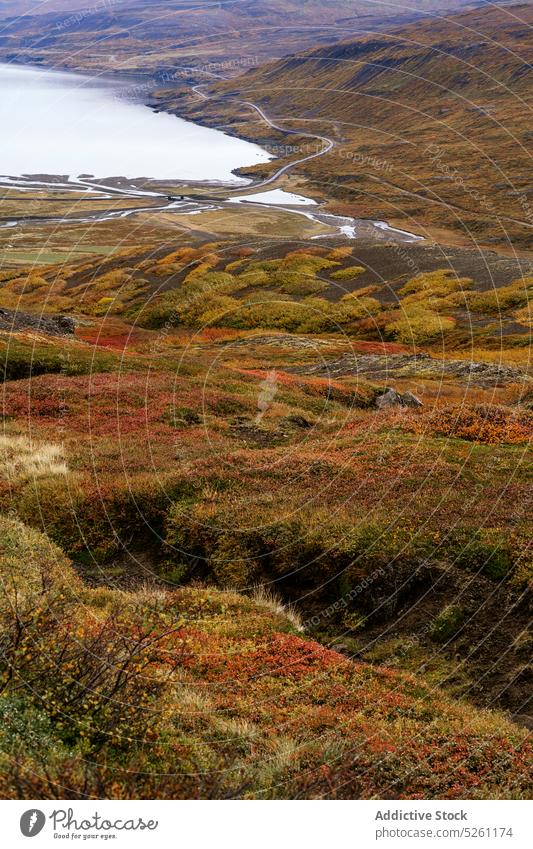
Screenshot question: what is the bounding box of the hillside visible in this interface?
[0,515,531,799]
[0,238,531,727]
[0,0,532,804]
[164,3,533,249]
[0,0,482,75]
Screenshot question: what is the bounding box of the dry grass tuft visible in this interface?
[0,434,68,482]
[250,585,304,632]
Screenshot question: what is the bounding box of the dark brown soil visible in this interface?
[350,564,532,724]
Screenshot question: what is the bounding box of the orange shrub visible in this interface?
[409,404,532,444]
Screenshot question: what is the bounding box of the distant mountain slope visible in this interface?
[0,0,93,16]
[0,0,484,74]
[0,0,483,21]
[174,2,533,249]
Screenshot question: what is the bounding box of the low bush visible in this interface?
[336,294,382,324]
[276,274,328,296]
[330,266,366,281]
[0,338,118,381]
[400,270,473,299]
[13,474,196,562]
[514,304,533,327]
[164,508,521,596]
[431,605,465,642]
[0,518,530,799]
[386,307,456,344]
[466,277,533,315]
[409,404,533,445]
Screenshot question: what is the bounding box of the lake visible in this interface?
[0,63,273,182]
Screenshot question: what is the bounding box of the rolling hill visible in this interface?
[0,0,485,75]
[165,2,533,249]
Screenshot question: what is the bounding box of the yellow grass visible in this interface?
[0,434,68,482]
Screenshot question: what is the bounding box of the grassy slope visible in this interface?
[168,3,533,249]
[1,240,531,351]
[0,235,531,798]
[1,0,531,804]
[0,240,531,717]
[0,1,478,74]
[0,515,531,799]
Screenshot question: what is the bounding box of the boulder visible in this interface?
[375,388,423,409]
[375,388,403,409]
[401,390,423,408]
[0,307,75,337]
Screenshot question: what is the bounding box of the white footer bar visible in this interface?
[2,799,531,849]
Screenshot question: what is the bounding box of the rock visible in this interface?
[401,390,423,408]
[375,388,403,409]
[291,351,528,388]
[0,307,76,337]
[375,388,423,409]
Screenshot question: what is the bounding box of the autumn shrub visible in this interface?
[183,254,221,280]
[328,246,353,261]
[385,306,456,344]
[0,270,22,284]
[335,294,382,324]
[162,405,202,428]
[141,271,245,328]
[227,293,382,334]
[400,270,473,299]
[330,266,365,281]
[410,404,533,444]
[165,507,520,599]
[234,254,337,297]
[0,518,186,755]
[442,528,515,579]
[183,271,238,292]
[0,515,80,621]
[276,274,328,296]
[5,606,182,751]
[90,296,126,316]
[0,518,531,800]
[220,299,310,332]
[237,269,270,287]
[9,274,49,294]
[466,276,533,314]
[209,395,251,417]
[138,272,379,335]
[209,532,258,588]
[280,253,337,274]
[514,303,533,327]
[13,474,196,561]
[92,269,133,290]
[0,695,69,766]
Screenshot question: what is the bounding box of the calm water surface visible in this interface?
[0,64,272,182]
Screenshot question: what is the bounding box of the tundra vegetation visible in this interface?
[0,235,531,799]
[0,0,532,803]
